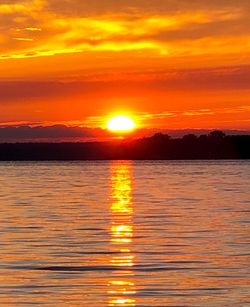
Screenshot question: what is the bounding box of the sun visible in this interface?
[107,115,136,133]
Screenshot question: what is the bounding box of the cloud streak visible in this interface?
[1,65,250,103]
[0,0,249,59]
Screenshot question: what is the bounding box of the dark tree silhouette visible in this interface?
[0,131,249,160]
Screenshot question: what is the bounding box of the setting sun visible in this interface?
[107,115,136,132]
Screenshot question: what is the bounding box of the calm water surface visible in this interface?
[0,161,249,306]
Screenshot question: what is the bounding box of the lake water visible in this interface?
[0,161,249,306]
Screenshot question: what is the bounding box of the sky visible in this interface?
[0,0,250,140]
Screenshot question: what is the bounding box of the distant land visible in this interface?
[0,131,249,160]
[0,124,250,143]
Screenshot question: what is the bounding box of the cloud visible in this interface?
[0,0,249,59]
[1,64,249,128]
[0,124,110,142]
[46,0,250,16]
[1,65,249,105]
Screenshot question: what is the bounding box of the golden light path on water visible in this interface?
[108,162,136,307]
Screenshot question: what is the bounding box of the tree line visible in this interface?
[0,131,249,160]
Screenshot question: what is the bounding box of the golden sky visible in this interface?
[1,0,250,131]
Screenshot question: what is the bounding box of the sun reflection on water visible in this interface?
[108,162,136,307]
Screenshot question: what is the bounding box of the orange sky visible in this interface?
[1,0,250,131]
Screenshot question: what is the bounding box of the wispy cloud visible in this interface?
[0,0,249,59]
[1,65,250,105]
[14,37,33,41]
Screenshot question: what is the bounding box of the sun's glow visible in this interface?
[107,115,136,132]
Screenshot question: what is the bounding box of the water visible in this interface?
[0,161,249,306]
